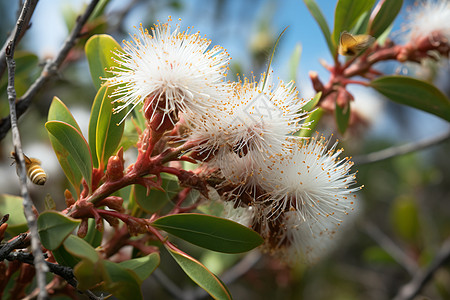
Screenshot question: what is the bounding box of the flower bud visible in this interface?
[64,189,76,207]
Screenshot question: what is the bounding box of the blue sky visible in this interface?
[22,0,450,141]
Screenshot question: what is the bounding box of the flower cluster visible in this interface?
[108,18,362,264]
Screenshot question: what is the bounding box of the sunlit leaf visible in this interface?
[302,91,322,112]
[296,107,324,138]
[303,0,335,54]
[37,211,81,250]
[335,101,350,134]
[0,194,27,236]
[96,86,128,169]
[48,97,82,132]
[332,0,376,47]
[152,213,263,253]
[167,246,232,300]
[371,76,450,122]
[85,34,122,89]
[46,121,93,192]
[288,43,302,83]
[368,0,403,38]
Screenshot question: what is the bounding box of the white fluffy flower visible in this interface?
[254,136,361,263]
[403,0,450,42]
[188,71,310,170]
[107,19,230,123]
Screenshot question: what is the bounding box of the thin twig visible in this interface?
[0,233,27,260]
[393,237,450,300]
[353,128,450,165]
[0,0,38,78]
[6,1,49,298]
[6,251,104,300]
[363,221,418,275]
[0,0,101,141]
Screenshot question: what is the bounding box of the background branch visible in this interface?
[353,128,450,165]
[394,237,450,300]
[0,0,38,78]
[0,0,101,141]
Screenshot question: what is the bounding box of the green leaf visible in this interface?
[119,253,160,282]
[83,218,103,248]
[85,34,122,89]
[0,194,27,235]
[48,97,82,132]
[332,0,376,47]
[371,76,450,122]
[303,0,335,54]
[63,234,99,263]
[89,85,128,169]
[167,246,232,300]
[152,213,263,253]
[37,211,81,250]
[288,43,302,83]
[135,173,180,213]
[88,86,105,168]
[74,259,104,290]
[296,107,324,138]
[335,101,351,135]
[352,10,370,35]
[96,86,128,169]
[102,260,143,300]
[302,91,322,112]
[52,244,81,268]
[368,0,403,38]
[45,121,93,192]
[47,97,83,194]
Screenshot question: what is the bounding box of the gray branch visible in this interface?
[353,128,450,165]
[5,1,49,298]
[394,237,450,300]
[0,0,101,141]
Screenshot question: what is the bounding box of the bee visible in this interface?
[338,31,375,56]
[11,151,47,185]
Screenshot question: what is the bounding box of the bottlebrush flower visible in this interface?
[187,71,310,167]
[402,0,450,42]
[107,18,230,125]
[253,136,362,263]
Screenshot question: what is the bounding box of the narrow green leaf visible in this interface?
[335,101,351,135]
[63,234,99,263]
[332,0,376,47]
[85,34,122,89]
[352,11,370,35]
[37,211,81,250]
[303,0,335,54]
[48,97,82,132]
[47,97,84,193]
[88,86,107,168]
[119,253,160,282]
[167,246,232,300]
[83,218,103,248]
[96,86,128,169]
[295,107,324,138]
[152,213,263,253]
[0,194,27,236]
[390,196,420,243]
[302,91,322,112]
[371,76,450,122]
[102,260,143,300]
[288,43,302,83]
[45,121,93,191]
[368,0,403,38]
